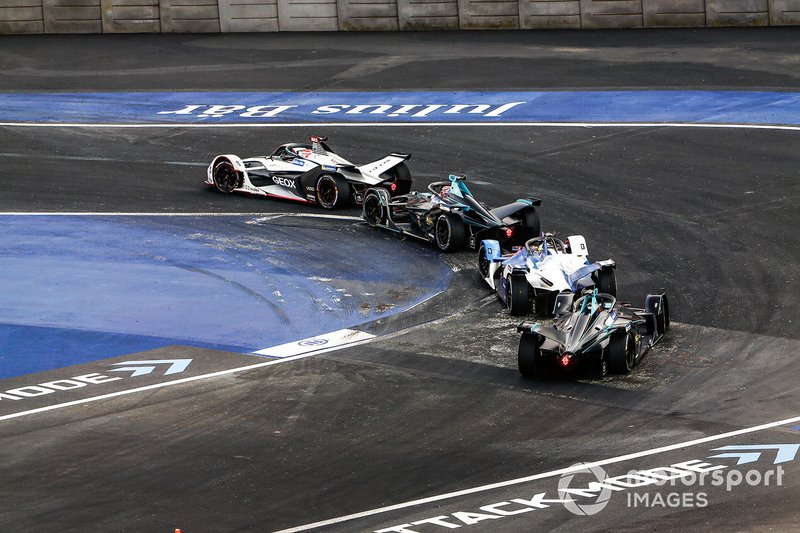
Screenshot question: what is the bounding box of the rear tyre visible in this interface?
[316,174,351,209]
[381,162,412,195]
[596,267,617,297]
[506,274,529,316]
[521,207,541,237]
[645,294,670,336]
[608,331,634,374]
[518,333,542,377]
[212,159,242,193]
[592,353,609,379]
[434,213,467,252]
[362,190,385,227]
[533,291,551,316]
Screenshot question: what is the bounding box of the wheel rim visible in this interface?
[478,246,489,277]
[436,217,450,249]
[626,335,634,369]
[506,277,513,309]
[317,176,338,208]
[214,162,238,192]
[364,195,382,225]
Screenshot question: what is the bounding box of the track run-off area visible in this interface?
[1,29,799,532]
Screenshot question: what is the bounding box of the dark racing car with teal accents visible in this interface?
[517,289,669,379]
[361,173,541,252]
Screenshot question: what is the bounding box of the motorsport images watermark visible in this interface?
[558,461,786,515]
[374,444,797,532]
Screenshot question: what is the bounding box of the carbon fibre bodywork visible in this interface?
[361,174,542,252]
[517,291,669,378]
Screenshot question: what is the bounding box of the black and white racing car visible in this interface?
[207,136,412,209]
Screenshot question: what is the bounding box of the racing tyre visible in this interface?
[506,274,529,316]
[212,159,242,193]
[434,213,467,252]
[316,174,352,209]
[645,294,670,336]
[478,242,491,278]
[608,331,635,374]
[521,207,541,237]
[518,333,543,378]
[593,353,609,379]
[362,190,385,227]
[533,291,551,316]
[596,267,617,297]
[381,162,412,196]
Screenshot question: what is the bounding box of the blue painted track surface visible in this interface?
[1,91,800,125]
[0,215,450,379]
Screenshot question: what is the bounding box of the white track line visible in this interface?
[274,414,800,533]
[0,212,361,219]
[0,122,799,131]
[0,334,377,424]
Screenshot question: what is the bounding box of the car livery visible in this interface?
[361,173,542,252]
[479,233,617,315]
[207,136,412,209]
[517,289,669,378]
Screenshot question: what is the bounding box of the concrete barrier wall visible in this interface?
[0,0,797,32]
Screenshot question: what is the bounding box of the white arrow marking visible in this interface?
[109,359,192,377]
[708,444,800,465]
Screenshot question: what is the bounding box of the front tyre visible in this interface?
[608,331,635,374]
[434,213,466,252]
[316,174,351,209]
[506,273,529,316]
[362,190,385,227]
[212,159,242,193]
[478,242,491,278]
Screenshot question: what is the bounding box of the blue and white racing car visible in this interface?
[478,233,617,316]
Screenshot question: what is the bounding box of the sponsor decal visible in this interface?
[273,176,295,188]
[298,339,329,347]
[155,99,525,123]
[253,329,374,358]
[5,91,800,125]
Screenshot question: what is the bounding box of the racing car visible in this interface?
[361,173,541,252]
[517,289,669,378]
[479,233,617,316]
[207,136,412,209]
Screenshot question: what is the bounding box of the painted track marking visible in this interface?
[273,414,800,533]
[0,330,376,424]
[1,122,799,131]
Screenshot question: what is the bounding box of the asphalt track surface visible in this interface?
[1,29,800,533]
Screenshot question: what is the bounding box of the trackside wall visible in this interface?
[1,0,798,33]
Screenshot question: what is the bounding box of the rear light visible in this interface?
[390,182,397,192]
[560,354,572,367]
[505,227,513,238]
